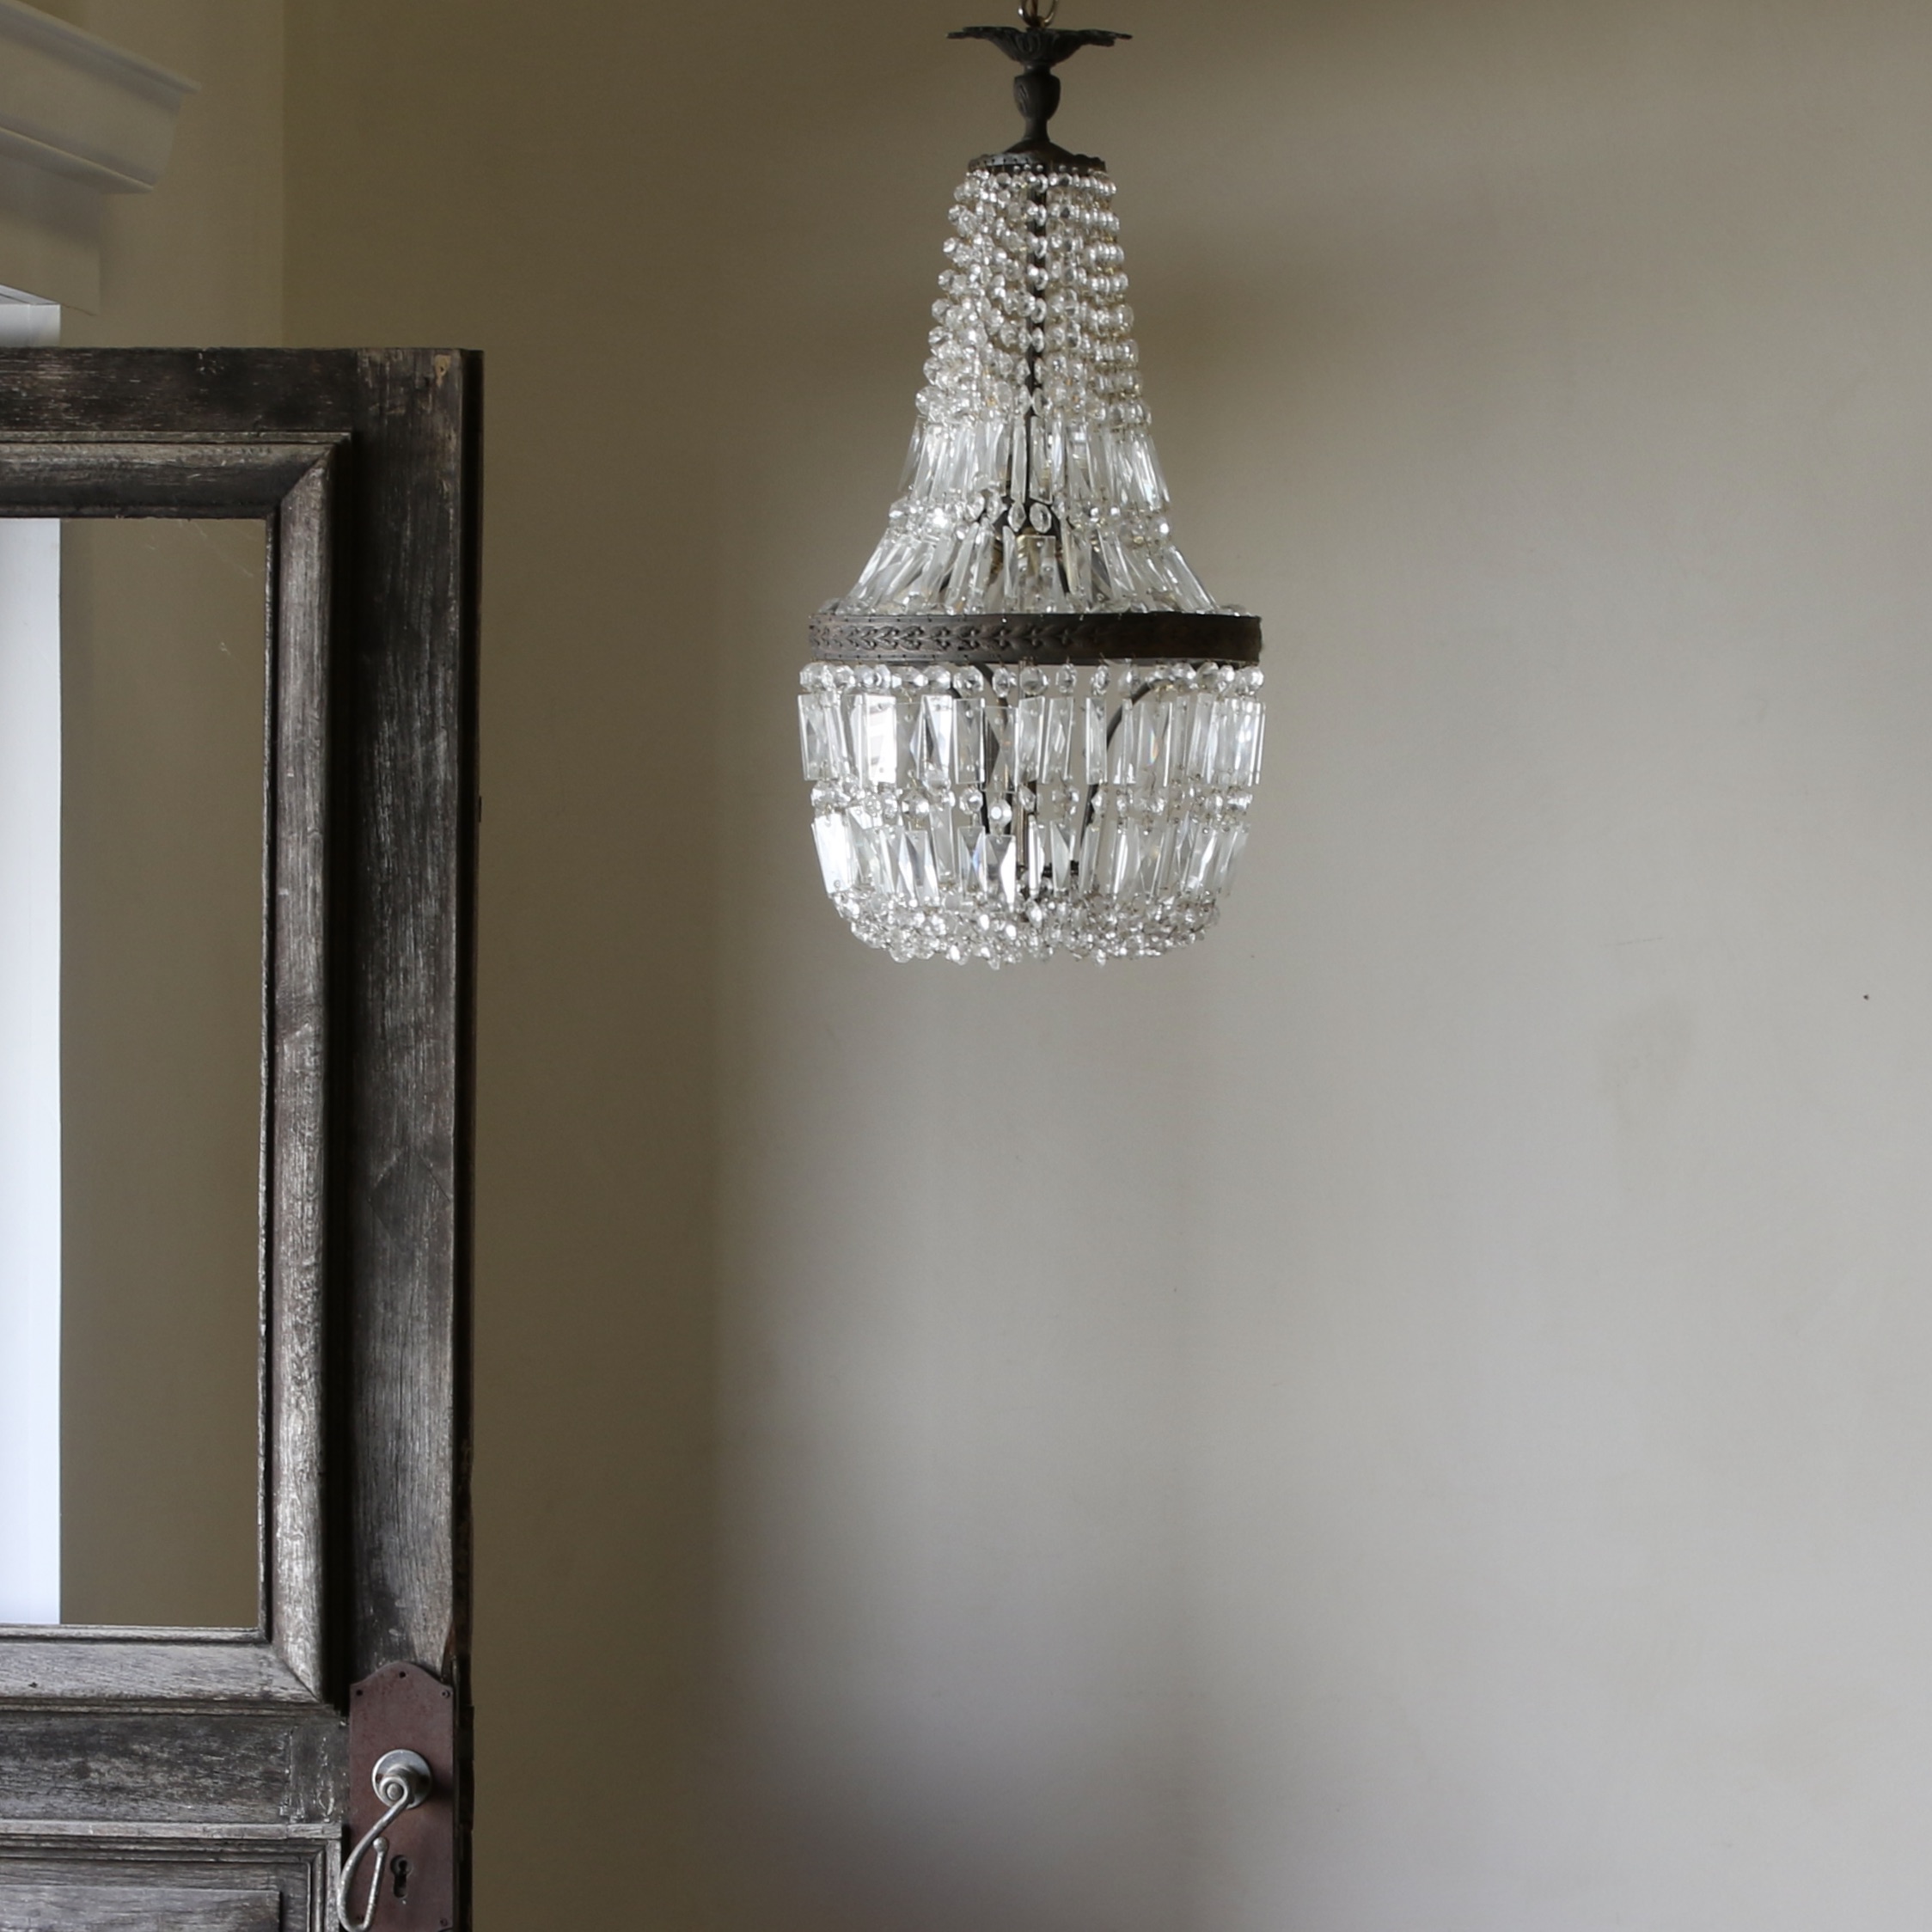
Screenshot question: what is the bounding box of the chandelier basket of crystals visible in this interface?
[798,3,1266,965]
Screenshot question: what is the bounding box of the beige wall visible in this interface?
[18,0,1931,1921]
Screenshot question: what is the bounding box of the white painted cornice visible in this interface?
[0,3,195,309]
[0,0,195,193]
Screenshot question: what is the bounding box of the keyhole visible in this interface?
[391,1856,411,1902]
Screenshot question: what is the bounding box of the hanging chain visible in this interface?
[1018,0,1060,25]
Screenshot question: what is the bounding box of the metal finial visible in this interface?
[950,19,1130,156]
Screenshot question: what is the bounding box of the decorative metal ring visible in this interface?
[1018,0,1060,25]
[810,608,1263,667]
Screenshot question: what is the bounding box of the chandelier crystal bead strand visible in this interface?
[801,9,1265,965]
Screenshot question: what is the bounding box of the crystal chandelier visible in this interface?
[799,6,1265,966]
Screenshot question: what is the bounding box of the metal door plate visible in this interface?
[346,1666,458,1932]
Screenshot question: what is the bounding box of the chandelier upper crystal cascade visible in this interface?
[802,12,1265,965]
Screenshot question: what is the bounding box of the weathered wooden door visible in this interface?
[0,351,479,1931]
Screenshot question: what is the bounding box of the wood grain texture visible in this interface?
[0,1712,343,1823]
[0,1833,330,1932]
[0,441,339,514]
[0,1637,317,1705]
[0,349,478,1921]
[336,347,480,1929]
[265,452,338,1703]
[338,352,480,1697]
[0,1880,280,1930]
[0,352,358,437]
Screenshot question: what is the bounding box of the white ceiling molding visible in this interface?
[0,0,195,311]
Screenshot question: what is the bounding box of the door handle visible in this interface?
[337,1748,433,1931]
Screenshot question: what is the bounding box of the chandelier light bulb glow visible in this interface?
[801,15,1265,965]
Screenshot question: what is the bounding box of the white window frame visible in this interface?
[0,286,61,1623]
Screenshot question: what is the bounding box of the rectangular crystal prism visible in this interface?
[906,827,940,906]
[1145,817,1177,899]
[1218,700,1248,785]
[798,693,844,782]
[1079,813,1104,898]
[906,542,952,608]
[954,695,986,785]
[906,695,936,784]
[1042,694,1074,781]
[957,523,997,606]
[1063,425,1094,503]
[1110,817,1143,902]
[859,538,922,609]
[1030,417,1058,499]
[1078,698,1100,785]
[956,819,981,894]
[1184,694,1215,781]
[1110,700,1139,785]
[1232,702,1265,786]
[1125,431,1166,511]
[1134,697,1170,788]
[1014,695,1045,783]
[1208,698,1238,784]
[853,694,898,787]
[1212,821,1249,893]
[896,693,922,780]
[995,533,1022,609]
[987,831,1017,908]
[936,695,969,783]
[1184,822,1220,893]
[927,796,961,891]
[1049,819,1076,894]
[963,825,988,899]
[1088,427,1116,504]
[987,700,1014,793]
[1026,816,1049,898]
[1168,813,1201,893]
[1061,530,1092,604]
[1097,532,1134,606]
[851,813,891,894]
[812,812,857,894]
[885,825,915,902]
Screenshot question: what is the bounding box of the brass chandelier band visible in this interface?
[810,609,1264,666]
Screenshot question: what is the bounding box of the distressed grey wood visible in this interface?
[0,1831,331,1932]
[265,449,338,1703]
[0,1635,316,1703]
[0,1880,280,1930]
[0,433,339,1706]
[0,1827,336,1845]
[0,350,358,434]
[0,439,339,514]
[0,1711,343,1823]
[0,350,478,1925]
[340,351,479,1690]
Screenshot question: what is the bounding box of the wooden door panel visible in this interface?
[0,1837,328,1932]
[0,1880,283,1932]
[0,1712,343,1824]
[0,349,479,1926]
